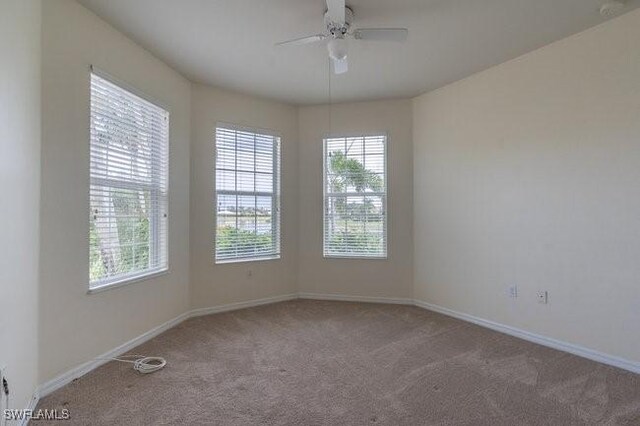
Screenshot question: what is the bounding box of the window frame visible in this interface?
[214,122,281,264]
[88,67,170,294]
[322,132,388,259]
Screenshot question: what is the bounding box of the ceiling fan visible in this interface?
[276,0,408,74]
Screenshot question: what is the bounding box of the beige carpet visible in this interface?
[37,300,640,425]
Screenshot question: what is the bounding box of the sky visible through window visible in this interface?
[89,72,169,288]
[215,127,280,262]
[324,135,387,258]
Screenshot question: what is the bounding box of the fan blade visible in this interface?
[276,34,327,46]
[333,57,348,74]
[326,0,345,25]
[353,28,408,42]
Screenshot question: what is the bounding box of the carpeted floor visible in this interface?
[37,300,640,425]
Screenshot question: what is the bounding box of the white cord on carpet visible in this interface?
[97,354,167,374]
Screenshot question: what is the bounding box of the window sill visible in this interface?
[323,254,388,260]
[87,268,169,295]
[215,255,281,265]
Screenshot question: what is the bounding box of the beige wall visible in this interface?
[39,0,191,382]
[0,0,41,413]
[190,84,299,308]
[297,100,413,299]
[30,0,640,391]
[413,9,640,363]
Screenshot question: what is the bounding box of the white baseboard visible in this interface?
[37,293,297,399]
[298,292,413,305]
[190,293,298,317]
[38,311,190,398]
[35,292,639,406]
[413,299,640,375]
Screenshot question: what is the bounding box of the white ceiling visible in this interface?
[77,0,639,105]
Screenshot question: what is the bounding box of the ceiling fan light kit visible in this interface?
[327,38,348,61]
[276,0,408,75]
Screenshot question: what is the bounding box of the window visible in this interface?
[89,70,169,290]
[324,135,387,258]
[215,125,281,262]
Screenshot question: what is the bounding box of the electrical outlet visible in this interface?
[0,364,7,397]
[537,291,548,304]
[508,285,518,298]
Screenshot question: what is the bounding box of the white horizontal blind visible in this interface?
[324,135,387,258]
[215,126,281,262]
[89,72,169,289]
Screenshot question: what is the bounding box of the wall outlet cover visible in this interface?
[537,291,548,304]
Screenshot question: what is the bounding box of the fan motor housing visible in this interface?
[325,6,354,37]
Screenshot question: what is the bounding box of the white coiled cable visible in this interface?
[99,354,167,374]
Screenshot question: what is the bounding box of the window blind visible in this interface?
[324,135,387,258]
[215,126,281,262]
[89,71,169,289]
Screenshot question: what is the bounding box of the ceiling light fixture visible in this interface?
[327,38,348,61]
[275,0,408,75]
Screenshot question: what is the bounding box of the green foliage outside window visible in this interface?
[90,190,151,283]
[326,150,385,254]
[216,226,274,258]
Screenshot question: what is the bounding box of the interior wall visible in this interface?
[39,0,191,383]
[33,0,639,390]
[413,9,640,363]
[190,84,299,309]
[297,100,413,299]
[0,0,41,412]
